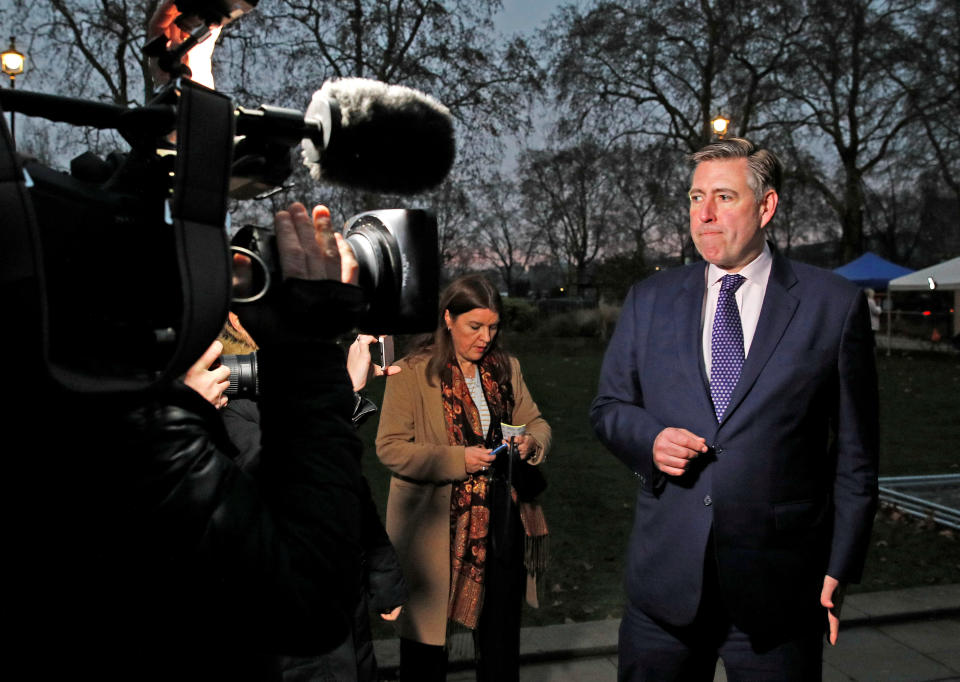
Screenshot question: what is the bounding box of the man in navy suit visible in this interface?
[591,138,878,681]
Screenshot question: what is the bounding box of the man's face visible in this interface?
[688,158,777,272]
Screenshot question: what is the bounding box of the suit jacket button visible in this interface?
[703,495,713,506]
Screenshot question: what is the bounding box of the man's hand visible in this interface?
[147,0,221,89]
[242,202,357,345]
[380,605,403,622]
[311,205,359,285]
[183,340,231,409]
[346,334,402,393]
[652,427,708,476]
[275,202,349,282]
[821,575,845,646]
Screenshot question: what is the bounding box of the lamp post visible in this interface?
[710,114,730,139]
[1,36,26,144]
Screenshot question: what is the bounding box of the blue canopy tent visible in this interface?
[833,252,914,291]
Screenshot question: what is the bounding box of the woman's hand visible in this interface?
[513,434,541,461]
[346,334,401,392]
[465,446,495,474]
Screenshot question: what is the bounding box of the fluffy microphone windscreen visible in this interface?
[302,78,455,195]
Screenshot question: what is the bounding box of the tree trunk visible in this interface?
[840,166,866,263]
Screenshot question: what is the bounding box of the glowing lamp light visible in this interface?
[1,37,24,79]
[1,36,25,144]
[922,311,931,317]
[711,115,729,138]
[927,277,937,290]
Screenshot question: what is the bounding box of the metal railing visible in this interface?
[878,474,960,530]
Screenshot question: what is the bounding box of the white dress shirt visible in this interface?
[702,241,773,378]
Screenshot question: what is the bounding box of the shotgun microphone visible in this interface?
[300,77,456,195]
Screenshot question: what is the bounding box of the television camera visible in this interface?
[0,0,452,394]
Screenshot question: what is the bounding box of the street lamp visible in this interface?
[710,115,730,139]
[1,36,26,144]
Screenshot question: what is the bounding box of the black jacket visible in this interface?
[223,390,408,682]
[9,341,366,681]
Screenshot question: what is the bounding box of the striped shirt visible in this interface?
[463,371,490,437]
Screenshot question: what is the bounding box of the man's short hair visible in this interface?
[689,138,782,203]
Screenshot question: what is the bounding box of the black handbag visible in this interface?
[507,441,547,501]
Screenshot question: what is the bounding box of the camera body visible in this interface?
[231,208,438,335]
[1,29,444,393]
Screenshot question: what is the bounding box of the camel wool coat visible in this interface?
[375,353,551,645]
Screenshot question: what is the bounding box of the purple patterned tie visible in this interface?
[710,274,746,421]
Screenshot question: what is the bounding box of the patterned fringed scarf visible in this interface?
[443,356,549,630]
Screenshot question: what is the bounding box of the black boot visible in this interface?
[399,637,447,682]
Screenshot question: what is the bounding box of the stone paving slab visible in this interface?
[843,584,960,624]
[518,618,620,659]
[373,584,960,680]
[877,617,960,654]
[448,655,619,681]
[821,621,960,682]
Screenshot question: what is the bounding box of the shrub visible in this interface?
[502,296,540,332]
[539,304,621,339]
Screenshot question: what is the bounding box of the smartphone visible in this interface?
[369,335,395,371]
[377,335,394,371]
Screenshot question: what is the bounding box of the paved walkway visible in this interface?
[374,584,960,681]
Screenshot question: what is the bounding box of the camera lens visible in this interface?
[343,209,438,334]
[221,352,259,398]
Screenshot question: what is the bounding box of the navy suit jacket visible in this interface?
[590,246,879,635]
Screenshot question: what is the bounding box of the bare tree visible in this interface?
[607,138,690,263]
[32,0,157,106]
[517,136,624,292]
[544,0,946,266]
[218,1,542,166]
[902,0,960,202]
[469,173,545,294]
[545,0,804,150]
[7,2,542,208]
[773,0,924,263]
[210,1,544,254]
[540,0,814,266]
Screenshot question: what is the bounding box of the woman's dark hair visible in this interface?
[410,274,509,385]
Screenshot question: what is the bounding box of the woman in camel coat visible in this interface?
[376,274,551,682]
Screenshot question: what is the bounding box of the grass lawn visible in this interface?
[357,341,960,633]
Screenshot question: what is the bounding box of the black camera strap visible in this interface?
[164,78,233,392]
[0,97,50,381]
[0,102,41,286]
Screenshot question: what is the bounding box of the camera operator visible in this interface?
[4,0,447,677]
[195,323,408,682]
[7,199,368,681]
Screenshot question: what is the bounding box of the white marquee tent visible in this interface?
[888,256,960,337]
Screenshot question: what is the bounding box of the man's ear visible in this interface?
[759,189,779,228]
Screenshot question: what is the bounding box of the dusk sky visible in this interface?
[494,0,562,35]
